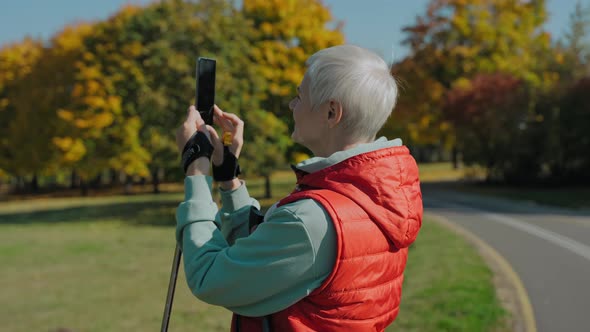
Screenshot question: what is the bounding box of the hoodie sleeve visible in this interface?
[175,175,219,245]
[176,176,336,317]
[217,181,261,244]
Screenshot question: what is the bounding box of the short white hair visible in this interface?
[305,45,398,142]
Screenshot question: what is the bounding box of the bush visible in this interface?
[445,74,590,185]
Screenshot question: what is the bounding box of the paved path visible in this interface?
[423,184,590,332]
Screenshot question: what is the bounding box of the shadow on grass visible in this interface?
[0,186,295,227]
[0,174,296,227]
[0,201,179,227]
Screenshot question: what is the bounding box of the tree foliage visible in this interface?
[243,0,344,121]
[0,38,44,177]
[241,109,290,198]
[531,76,590,184]
[5,0,587,192]
[389,0,590,184]
[386,0,552,151]
[554,1,590,81]
[49,23,131,181]
[0,0,346,194]
[444,73,531,181]
[241,0,345,171]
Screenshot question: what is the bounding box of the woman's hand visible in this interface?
[210,105,244,165]
[209,105,244,190]
[175,105,217,176]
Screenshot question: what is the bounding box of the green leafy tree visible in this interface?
[1,0,340,195]
[241,109,290,198]
[556,77,590,181]
[82,0,266,192]
[533,75,590,184]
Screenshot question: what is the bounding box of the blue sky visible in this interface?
[0,0,584,61]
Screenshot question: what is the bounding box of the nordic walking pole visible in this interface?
[161,57,216,332]
[161,245,181,332]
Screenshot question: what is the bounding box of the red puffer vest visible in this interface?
[232,146,423,332]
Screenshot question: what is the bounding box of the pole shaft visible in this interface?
[161,245,182,332]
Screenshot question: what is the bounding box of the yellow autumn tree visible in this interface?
[243,0,345,120]
[0,38,44,188]
[75,5,152,190]
[241,0,344,181]
[31,22,149,195]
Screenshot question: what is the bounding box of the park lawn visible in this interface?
[388,220,507,332]
[0,175,506,332]
[417,162,473,182]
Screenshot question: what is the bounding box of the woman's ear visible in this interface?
[327,100,343,128]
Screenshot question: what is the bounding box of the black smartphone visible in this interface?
[196,57,216,125]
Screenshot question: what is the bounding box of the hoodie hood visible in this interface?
[294,146,423,249]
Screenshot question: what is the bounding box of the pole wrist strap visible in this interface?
[212,146,241,181]
[181,131,214,173]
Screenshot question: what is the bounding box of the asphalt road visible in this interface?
[422,184,590,332]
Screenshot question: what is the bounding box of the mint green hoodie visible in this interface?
[176,137,402,317]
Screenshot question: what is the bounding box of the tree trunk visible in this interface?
[124,176,133,195]
[90,174,101,189]
[151,167,161,194]
[70,170,79,189]
[30,174,39,193]
[16,176,25,193]
[109,169,118,186]
[264,174,272,199]
[452,145,459,169]
[80,180,89,196]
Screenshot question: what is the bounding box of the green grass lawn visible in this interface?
[388,221,507,332]
[418,162,472,183]
[0,174,506,332]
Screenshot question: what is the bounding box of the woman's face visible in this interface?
[288,75,327,153]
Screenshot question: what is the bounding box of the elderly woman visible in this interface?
[175,45,423,332]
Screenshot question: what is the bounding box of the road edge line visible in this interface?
[426,212,537,332]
